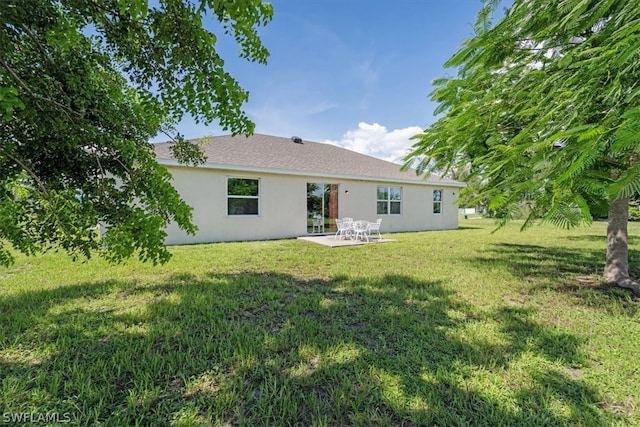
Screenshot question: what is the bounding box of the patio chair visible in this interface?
[334,218,352,240]
[367,218,383,240]
[352,220,369,242]
[312,215,324,233]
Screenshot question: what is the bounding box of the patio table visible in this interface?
[351,220,370,242]
[335,218,382,242]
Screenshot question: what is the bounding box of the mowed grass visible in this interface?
[1,219,639,426]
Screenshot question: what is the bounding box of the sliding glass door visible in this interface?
[307,183,338,233]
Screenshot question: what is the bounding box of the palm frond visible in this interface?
[542,199,588,229]
[609,162,640,199]
[610,107,640,155]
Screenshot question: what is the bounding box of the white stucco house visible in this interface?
[153,134,465,245]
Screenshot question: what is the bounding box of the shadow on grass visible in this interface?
[472,243,604,276]
[563,234,606,243]
[0,279,130,343]
[561,235,640,276]
[0,272,620,425]
[468,243,639,314]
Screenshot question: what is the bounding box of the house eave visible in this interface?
[157,159,466,188]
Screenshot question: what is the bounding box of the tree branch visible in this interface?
[18,24,55,63]
[0,146,49,197]
[0,59,77,119]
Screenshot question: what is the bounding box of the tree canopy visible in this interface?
[405,0,640,290]
[0,0,272,266]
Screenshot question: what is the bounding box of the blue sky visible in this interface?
[172,0,508,163]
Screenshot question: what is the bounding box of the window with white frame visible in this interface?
[377,186,402,215]
[227,178,259,215]
[433,189,442,214]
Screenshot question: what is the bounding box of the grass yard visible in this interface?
[1,218,639,426]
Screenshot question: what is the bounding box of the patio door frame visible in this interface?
[306,182,339,233]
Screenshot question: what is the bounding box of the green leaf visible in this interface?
[404,0,639,275]
[609,163,640,199]
[0,0,271,266]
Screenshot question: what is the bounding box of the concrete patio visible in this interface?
[297,235,395,248]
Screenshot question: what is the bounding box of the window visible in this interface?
[377,186,401,215]
[227,178,259,215]
[433,189,442,214]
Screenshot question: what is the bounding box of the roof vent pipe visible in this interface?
[291,136,303,144]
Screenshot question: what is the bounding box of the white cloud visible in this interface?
[323,122,423,164]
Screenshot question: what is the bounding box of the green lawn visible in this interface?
[1,219,639,426]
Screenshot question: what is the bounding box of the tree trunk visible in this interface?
[604,197,639,293]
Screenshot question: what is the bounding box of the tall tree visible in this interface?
[0,0,272,266]
[405,0,640,292]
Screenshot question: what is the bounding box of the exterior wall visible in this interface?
[337,181,459,233]
[163,166,307,245]
[163,165,459,245]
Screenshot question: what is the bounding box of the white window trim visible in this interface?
[433,189,443,215]
[227,177,260,216]
[377,186,402,216]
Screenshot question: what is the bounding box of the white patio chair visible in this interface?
[312,215,324,233]
[367,218,383,240]
[334,218,344,239]
[334,218,352,240]
[352,220,369,242]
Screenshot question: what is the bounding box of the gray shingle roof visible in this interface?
[154,134,464,186]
